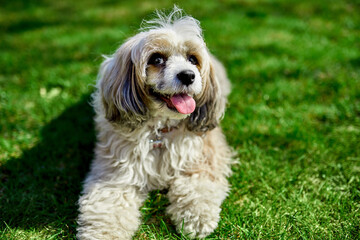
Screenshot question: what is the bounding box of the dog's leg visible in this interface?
[77,182,146,240]
[166,174,229,239]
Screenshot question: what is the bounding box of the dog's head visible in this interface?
[98,7,226,132]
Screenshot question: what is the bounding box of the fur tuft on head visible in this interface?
[141,6,203,40]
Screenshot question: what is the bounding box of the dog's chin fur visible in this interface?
[77,7,233,240]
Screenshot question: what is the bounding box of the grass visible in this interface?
[1,0,359,239]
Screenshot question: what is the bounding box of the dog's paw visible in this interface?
[182,216,219,239]
[167,203,221,239]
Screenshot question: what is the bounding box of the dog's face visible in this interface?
[144,28,209,119]
[99,16,225,131]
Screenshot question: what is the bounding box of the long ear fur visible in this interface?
[187,59,228,132]
[98,37,149,129]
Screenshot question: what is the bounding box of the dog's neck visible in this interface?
[150,126,178,148]
[148,118,182,149]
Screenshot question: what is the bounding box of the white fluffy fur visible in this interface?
[77,7,232,239]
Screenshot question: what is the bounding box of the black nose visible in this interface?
[177,70,195,86]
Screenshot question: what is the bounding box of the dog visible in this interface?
[77,7,232,239]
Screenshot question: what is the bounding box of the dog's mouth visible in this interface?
[149,88,196,114]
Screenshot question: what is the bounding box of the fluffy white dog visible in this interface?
[77,7,232,239]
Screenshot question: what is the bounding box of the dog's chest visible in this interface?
[137,129,203,190]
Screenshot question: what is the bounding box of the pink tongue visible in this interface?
[170,94,196,114]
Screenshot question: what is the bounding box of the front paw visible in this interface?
[167,203,221,239]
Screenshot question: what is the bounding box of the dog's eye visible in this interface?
[188,55,199,65]
[148,53,166,66]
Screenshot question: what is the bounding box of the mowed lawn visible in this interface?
[1,0,359,239]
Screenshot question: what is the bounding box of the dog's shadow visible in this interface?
[0,94,95,237]
[0,94,180,238]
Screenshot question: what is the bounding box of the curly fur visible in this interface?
[77,7,232,239]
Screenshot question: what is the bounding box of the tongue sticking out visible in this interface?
[170,94,196,114]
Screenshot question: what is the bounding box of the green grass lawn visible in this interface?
[1,0,359,239]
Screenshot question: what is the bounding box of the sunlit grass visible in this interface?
[1,0,359,239]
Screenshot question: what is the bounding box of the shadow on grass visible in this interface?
[0,94,180,238]
[0,94,95,237]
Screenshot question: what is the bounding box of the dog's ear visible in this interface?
[99,38,148,129]
[186,61,227,132]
